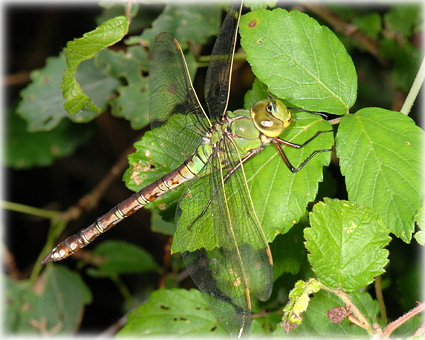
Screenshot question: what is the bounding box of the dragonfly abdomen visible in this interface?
[40,156,202,265]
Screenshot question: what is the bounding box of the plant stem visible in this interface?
[197,52,246,67]
[2,200,59,219]
[110,274,136,308]
[383,302,425,337]
[400,56,425,115]
[301,2,385,65]
[375,275,388,324]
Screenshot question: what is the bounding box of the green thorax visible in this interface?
[187,97,290,176]
[226,109,271,152]
[188,110,269,175]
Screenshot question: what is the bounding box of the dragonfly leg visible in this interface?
[287,107,329,120]
[187,151,258,229]
[273,130,333,173]
[275,130,333,149]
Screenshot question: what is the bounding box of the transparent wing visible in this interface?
[175,136,273,336]
[204,1,243,121]
[149,32,210,162]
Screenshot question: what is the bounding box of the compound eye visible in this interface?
[250,98,291,138]
[266,103,273,113]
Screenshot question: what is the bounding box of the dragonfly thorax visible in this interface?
[251,98,291,138]
[226,109,266,152]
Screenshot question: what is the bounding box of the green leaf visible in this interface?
[244,0,277,11]
[123,131,184,218]
[96,47,151,129]
[243,77,268,109]
[414,230,425,245]
[240,9,357,114]
[4,266,91,335]
[246,112,334,242]
[117,289,228,337]
[62,16,128,114]
[88,240,159,276]
[384,4,422,38]
[352,13,382,39]
[414,204,425,245]
[111,77,150,129]
[151,210,175,235]
[96,46,149,79]
[18,54,71,131]
[305,198,391,292]
[3,277,30,334]
[336,108,425,242]
[5,108,91,169]
[128,4,221,50]
[17,53,118,132]
[101,46,197,131]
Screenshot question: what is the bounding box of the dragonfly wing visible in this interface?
[175,137,273,336]
[150,32,210,162]
[204,1,243,121]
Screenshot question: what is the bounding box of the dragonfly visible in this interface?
[41,1,332,336]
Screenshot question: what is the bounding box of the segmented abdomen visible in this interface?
[40,155,201,264]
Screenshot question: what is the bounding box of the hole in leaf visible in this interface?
[42,116,55,126]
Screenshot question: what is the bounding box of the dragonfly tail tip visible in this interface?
[39,253,54,265]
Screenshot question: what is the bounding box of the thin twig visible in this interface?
[158,236,173,289]
[300,2,386,65]
[375,275,388,324]
[3,70,31,86]
[71,142,136,222]
[383,302,425,337]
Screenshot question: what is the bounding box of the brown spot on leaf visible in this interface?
[249,19,257,28]
[33,273,47,295]
[130,160,152,185]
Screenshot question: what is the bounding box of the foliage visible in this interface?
[5,1,423,338]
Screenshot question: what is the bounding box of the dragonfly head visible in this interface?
[251,98,291,138]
